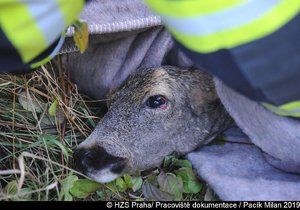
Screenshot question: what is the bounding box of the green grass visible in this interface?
[0,57,209,201]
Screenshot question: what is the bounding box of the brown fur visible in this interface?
[75,66,233,181]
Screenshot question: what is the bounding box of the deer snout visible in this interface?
[73,146,127,183]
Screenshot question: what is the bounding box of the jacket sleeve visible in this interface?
[0,0,88,73]
[145,0,300,118]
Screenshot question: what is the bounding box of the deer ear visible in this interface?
[188,88,218,116]
[187,72,219,116]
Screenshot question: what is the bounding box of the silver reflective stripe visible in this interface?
[162,0,281,36]
[49,35,65,58]
[21,0,66,46]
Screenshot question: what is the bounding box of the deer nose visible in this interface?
[73,146,127,174]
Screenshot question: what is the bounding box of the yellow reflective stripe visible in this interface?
[0,1,46,63]
[145,0,243,17]
[280,101,300,111]
[263,101,300,118]
[168,0,300,53]
[55,0,84,26]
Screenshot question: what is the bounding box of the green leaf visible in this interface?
[157,172,183,201]
[73,20,89,53]
[174,159,192,169]
[174,167,202,194]
[142,181,173,201]
[4,180,18,194]
[60,174,78,201]
[163,155,175,169]
[163,156,193,170]
[70,179,102,199]
[131,177,143,192]
[80,107,96,127]
[96,190,105,199]
[40,134,69,160]
[123,174,133,189]
[18,188,33,201]
[4,181,33,201]
[105,181,118,194]
[115,177,127,192]
[145,174,157,183]
[63,192,73,201]
[48,99,58,116]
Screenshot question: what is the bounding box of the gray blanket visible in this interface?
[61,0,300,201]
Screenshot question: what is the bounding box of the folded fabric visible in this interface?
[188,143,300,201]
[188,79,300,200]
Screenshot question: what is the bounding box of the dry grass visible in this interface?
[0,57,108,201]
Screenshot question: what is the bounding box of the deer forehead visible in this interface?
[146,69,177,95]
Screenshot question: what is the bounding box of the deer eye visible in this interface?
[146,95,168,109]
